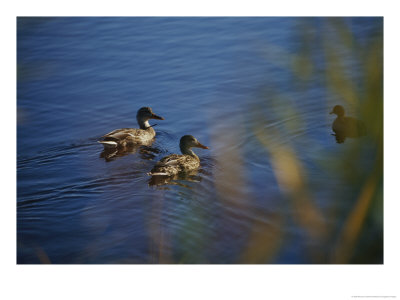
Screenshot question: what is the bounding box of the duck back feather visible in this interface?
[148,154,200,177]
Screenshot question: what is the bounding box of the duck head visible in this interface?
[179,135,209,157]
[136,107,164,129]
[330,105,345,117]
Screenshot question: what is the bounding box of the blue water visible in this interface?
[17,17,383,264]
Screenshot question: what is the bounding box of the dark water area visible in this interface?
[17,17,383,264]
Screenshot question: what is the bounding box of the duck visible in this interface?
[330,105,366,143]
[148,135,209,177]
[98,107,164,149]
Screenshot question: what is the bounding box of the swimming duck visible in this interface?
[148,135,209,177]
[330,105,366,143]
[98,107,164,148]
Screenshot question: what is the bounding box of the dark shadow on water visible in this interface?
[100,145,161,162]
[148,171,203,187]
[331,132,366,144]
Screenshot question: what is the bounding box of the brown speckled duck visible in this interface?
[330,105,366,143]
[148,135,208,177]
[98,107,164,149]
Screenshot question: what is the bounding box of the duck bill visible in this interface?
[151,113,164,120]
[196,142,209,149]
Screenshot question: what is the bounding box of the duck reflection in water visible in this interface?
[330,105,366,143]
[100,144,161,162]
[149,171,204,187]
[148,135,209,186]
[97,106,164,160]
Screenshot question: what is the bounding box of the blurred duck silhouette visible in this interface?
[98,107,164,159]
[330,105,366,143]
[148,135,208,185]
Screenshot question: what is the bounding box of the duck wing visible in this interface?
[102,128,140,139]
[158,154,185,166]
[99,128,156,148]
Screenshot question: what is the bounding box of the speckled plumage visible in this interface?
[150,154,200,176]
[101,127,156,147]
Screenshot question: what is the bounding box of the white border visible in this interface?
[2,1,399,299]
